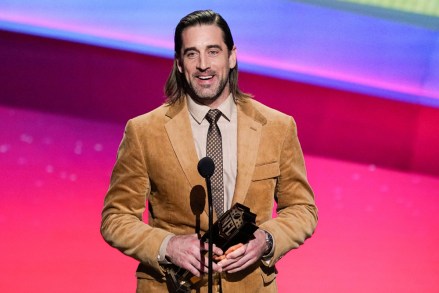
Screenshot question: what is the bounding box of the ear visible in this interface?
[176,57,183,73]
[228,45,237,70]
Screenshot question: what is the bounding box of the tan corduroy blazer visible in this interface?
[101,97,318,292]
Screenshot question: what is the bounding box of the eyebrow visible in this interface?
[183,44,223,55]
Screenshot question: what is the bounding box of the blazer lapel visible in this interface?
[164,100,203,189]
[232,100,267,205]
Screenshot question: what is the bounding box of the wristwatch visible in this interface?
[263,231,273,256]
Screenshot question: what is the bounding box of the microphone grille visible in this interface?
[197,157,215,178]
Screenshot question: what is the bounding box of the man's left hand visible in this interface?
[216,229,268,273]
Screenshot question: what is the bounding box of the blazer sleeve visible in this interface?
[100,119,173,274]
[259,117,318,266]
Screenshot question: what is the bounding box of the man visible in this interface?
[101,9,317,292]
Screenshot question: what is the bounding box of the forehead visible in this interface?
[180,24,225,50]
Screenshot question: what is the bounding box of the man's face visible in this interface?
[177,24,236,107]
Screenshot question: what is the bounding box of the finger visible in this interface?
[213,245,223,256]
[224,243,244,255]
[224,243,247,260]
[201,242,224,255]
[216,244,246,268]
[213,254,225,261]
[201,255,223,273]
[220,253,254,272]
[187,264,202,277]
[226,259,252,273]
[219,243,265,272]
[213,243,244,261]
[185,256,207,277]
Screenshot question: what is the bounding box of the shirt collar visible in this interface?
[187,94,235,124]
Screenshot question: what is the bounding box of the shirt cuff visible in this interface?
[157,234,174,265]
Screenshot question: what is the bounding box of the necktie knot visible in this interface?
[205,109,222,125]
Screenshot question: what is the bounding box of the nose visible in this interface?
[196,53,210,71]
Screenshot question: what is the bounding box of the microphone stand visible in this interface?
[197,157,215,293]
[205,175,214,293]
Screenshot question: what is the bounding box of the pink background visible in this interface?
[1,2,439,291]
[1,105,438,292]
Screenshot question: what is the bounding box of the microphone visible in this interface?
[197,156,215,293]
[197,156,215,178]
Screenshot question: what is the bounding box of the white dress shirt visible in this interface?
[158,94,237,263]
[187,94,238,212]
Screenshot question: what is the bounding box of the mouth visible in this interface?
[196,75,214,81]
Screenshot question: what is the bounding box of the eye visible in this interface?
[208,49,220,56]
[186,51,198,59]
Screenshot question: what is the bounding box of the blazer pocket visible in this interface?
[252,162,280,181]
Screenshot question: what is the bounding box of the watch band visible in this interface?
[264,231,273,256]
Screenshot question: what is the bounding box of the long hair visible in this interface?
[164,10,252,105]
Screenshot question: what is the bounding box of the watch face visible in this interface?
[265,232,273,252]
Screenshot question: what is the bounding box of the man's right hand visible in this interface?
[165,234,224,277]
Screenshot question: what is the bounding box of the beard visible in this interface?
[184,71,230,104]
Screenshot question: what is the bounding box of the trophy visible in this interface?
[165,203,258,292]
